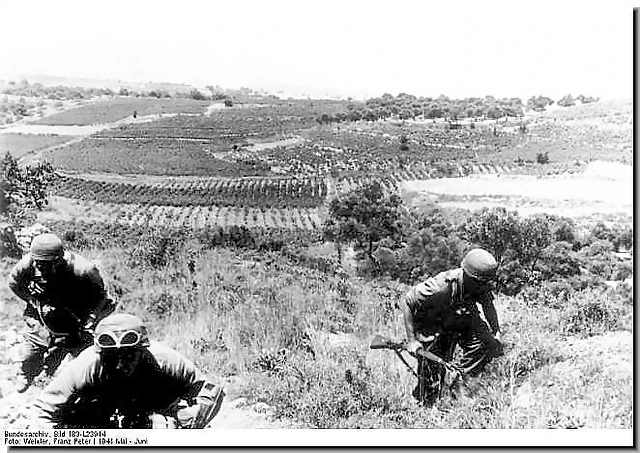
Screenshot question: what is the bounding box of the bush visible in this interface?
[536,152,550,164]
[536,241,582,281]
[0,221,21,258]
[62,229,90,250]
[560,288,631,336]
[127,228,182,269]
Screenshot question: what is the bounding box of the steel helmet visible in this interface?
[461,248,498,282]
[94,313,150,350]
[30,233,64,261]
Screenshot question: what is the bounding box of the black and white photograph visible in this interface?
[0,0,634,448]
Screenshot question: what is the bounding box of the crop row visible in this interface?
[45,219,324,253]
[334,161,587,195]
[52,174,328,209]
[47,196,324,231]
[242,124,527,177]
[93,105,327,140]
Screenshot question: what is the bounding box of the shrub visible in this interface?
[536,152,550,164]
[520,279,575,308]
[61,229,90,250]
[535,241,582,281]
[1,153,55,226]
[0,221,21,258]
[127,228,182,269]
[560,288,631,336]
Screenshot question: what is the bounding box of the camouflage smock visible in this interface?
[403,268,499,336]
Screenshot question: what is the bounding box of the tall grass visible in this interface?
[2,237,632,429]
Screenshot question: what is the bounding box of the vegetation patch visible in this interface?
[0,134,75,159]
[31,98,211,125]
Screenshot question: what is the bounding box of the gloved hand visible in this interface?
[50,335,71,348]
[177,399,223,429]
[40,304,55,317]
[444,365,463,387]
[28,281,47,298]
[405,339,424,356]
[83,314,97,332]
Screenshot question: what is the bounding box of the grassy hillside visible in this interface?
[1,231,630,429]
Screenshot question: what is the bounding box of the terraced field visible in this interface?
[2,96,627,233]
[52,173,327,209]
[39,196,323,231]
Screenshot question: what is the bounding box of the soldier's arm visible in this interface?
[7,257,34,303]
[82,266,115,326]
[401,288,420,343]
[479,292,500,335]
[32,351,98,428]
[163,351,225,429]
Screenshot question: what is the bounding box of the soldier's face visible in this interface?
[34,258,63,279]
[101,348,142,378]
[463,272,495,297]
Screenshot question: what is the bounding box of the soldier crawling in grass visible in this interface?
[400,248,504,405]
[32,313,225,429]
[7,233,116,392]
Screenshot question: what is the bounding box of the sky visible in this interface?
[0,0,635,100]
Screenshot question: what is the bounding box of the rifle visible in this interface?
[370,334,462,379]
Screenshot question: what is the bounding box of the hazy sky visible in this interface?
[0,0,635,100]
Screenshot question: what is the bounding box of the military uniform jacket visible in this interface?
[7,251,113,332]
[403,268,499,336]
[33,341,222,428]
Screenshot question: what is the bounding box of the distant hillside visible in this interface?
[0,73,198,94]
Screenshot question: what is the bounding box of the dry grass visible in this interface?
[9,238,624,429]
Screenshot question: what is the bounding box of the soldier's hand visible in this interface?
[83,314,97,331]
[176,405,199,428]
[40,304,55,317]
[149,413,178,429]
[405,339,424,356]
[29,283,46,297]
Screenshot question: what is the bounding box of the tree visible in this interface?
[527,95,554,112]
[459,207,521,263]
[189,89,208,101]
[516,214,553,274]
[322,181,403,268]
[1,153,55,225]
[557,94,575,107]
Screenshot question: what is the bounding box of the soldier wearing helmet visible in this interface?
[400,247,504,405]
[7,233,116,392]
[32,313,225,429]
